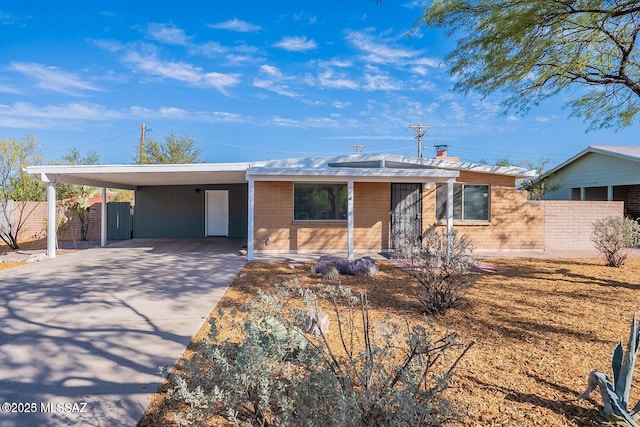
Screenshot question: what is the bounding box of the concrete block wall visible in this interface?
[542,200,624,251]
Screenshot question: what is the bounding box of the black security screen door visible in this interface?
[391,183,422,249]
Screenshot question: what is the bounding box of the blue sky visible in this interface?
[1,1,638,167]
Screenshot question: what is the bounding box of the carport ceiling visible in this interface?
[25,163,252,190]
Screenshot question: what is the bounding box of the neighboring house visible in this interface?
[541,146,640,219]
[27,148,541,259]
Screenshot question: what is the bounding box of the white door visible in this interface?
[206,190,229,236]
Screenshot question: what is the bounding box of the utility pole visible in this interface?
[349,144,366,155]
[408,123,431,158]
[139,123,146,164]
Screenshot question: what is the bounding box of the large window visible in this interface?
[294,183,348,220]
[436,184,489,221]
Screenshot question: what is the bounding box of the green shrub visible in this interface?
[167,282,472,426]
[592,216,640,267]
[397,228,477,315]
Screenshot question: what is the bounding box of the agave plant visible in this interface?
[579,313,640,426]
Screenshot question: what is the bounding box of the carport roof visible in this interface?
[25,162,253,189]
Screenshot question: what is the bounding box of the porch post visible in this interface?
[607,185,613,201]
[347,180,354,261]
[247,178,255,261]
[580,187,585,201]
[100,187,107,247]
[46,179,56,259]
[446,179,454,235]
[446,178,455,257]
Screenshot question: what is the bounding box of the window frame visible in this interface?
[436,183,490,222]
[293,182,348,221]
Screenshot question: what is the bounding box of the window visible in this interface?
[294,183,347,220]
[436,184,489,221]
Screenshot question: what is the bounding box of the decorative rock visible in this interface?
[347,256,379,276]
[315,255,379,277]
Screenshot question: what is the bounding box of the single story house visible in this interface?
[26,148,539,260]
[541,145,640,219]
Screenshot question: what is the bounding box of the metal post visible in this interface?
[446,178,455,258]
[46,180,56,259]
[247,178,255,261]
[100,187,107,247]
[347,180,354,261]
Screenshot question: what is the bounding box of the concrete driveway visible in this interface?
[0,238,246,427]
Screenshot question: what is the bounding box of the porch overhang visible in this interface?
[245,167,460,182]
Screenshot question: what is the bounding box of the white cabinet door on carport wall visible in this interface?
[205,190,229,236]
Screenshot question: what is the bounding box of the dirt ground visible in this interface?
[135,254,640,427]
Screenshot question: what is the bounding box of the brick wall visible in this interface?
[7,201,104,243]
[626,185,640,219]
[254,181,391,252]
[542,200,623,251]
[422,174,545,250]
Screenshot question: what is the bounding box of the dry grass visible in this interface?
[139,256,640,426]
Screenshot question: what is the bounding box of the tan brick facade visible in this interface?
[421,173,545,250]
[542,200,623,251]
[6,201,104,243]
[254,181,393,252]
[253,177,547,253]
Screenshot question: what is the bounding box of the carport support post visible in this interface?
[347,180,354,261]
[46,180,56,259]
[100,187,107,247]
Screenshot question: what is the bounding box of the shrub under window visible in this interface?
[436,184,489,221]
[294,183,347,220]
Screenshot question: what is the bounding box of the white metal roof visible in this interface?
[25,152,535,189]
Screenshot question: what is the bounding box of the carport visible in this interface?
[25,163,252,258]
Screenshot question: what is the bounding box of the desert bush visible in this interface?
[397,228,477,315]
[167,281,472,426]
[592,216,640,267]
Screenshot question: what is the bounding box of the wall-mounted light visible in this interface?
[195,188,202,193]
[265,237,270,246]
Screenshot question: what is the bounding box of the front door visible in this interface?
[391,183,422,249]
[206,190,229,236]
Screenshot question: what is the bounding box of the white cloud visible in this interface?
[0,102,248,129]
[253,64,300,98]
[8,62,104,96]
[0,84,20,94]
[189,41,226,57]
[273,36,317,52]
[318,69,359,90]
[0,102,122,128]
[333,101,352,109]
[146,23,191,45]
[363,68,402,91]
[122,51,239,93]
[209,18,261,32]
[346,30,439,68]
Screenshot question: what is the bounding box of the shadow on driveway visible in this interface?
[0,238,246,426]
